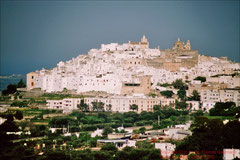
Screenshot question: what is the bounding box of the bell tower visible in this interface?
[184,40,191,50]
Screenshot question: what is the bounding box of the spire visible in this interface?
[177,37,181,42]
[184,40,191,50]
[141,35,148,43]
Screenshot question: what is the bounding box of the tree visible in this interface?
[2,84,17,95]
[130,104,138,111]
[17,79,26,88]
[92,102,105,112]
[175,117,240,159]
[190,110,204,117]
[44,151,70,160]
[14,110,23,120]
[124,111,139,122]
[172,79,185,89]
[175,100,188,110]
[136,141,154,149]
[102,126,113,137]
[160,90,174,98]
[194,76,206,83]
[153,105,161,112]
[76,112,86,121]
[101,143,118,153]
[177,89,186,100]
[98,112,109,123]
[139,127,146,134]
[93,151,112,160]
[77,99,89,112]
[106,104,112,112]
[157,82,171,87]
[209,102,237,116]
[189,90,200,101]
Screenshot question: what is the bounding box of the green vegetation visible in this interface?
[102,126,113,137]
[130,104,138,111]
[148,92,157,98]
[17,79,26,88]
[160,90,174,98]
[11,100,29,107]
[41,93,84,100]
[175,117,240,158]
[2,84,17,95]
[2,79,26,96]
[175,100,188,110]
[211,72,239,77]
[177,89,186,100]
[157,79,188,90]
[194,76,206,82]
[157,82,172,87]
[209,102,240,117]
[77,99,89,112]
[1,90,239,160]
[188,90,200,101]
[172,79,187,90]
[92,102,105,112]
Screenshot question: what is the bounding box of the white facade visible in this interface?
[201,89,240,107]
[155,143,176,159]
[46,96,175,113]
[91,128,103,137]
[84,95,175,113]
[46,98,81,113]
[164,128,192,140]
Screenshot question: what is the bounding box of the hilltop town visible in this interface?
[26,36,240,113]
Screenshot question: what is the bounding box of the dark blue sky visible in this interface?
[1,1,239,75]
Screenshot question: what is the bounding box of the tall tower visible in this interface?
[140,35,149,49]
[172,37,184,50]
[184,40,191,50]
[141,35,148,43]
[177,37,181,42]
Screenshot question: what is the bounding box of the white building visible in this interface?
[84,95,175,113]
[91,128,103,138]
[164,128,192,140]
[201,88,240,108]
[46,98,81,113]
[155,143,176,159]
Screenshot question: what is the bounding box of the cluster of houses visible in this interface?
[46,85,240,113]
[26,36,239,95]
[91,123,190,159]
[24,36,239,113]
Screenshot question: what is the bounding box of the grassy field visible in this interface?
[204,115,236,120]
[40,93,84,100]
